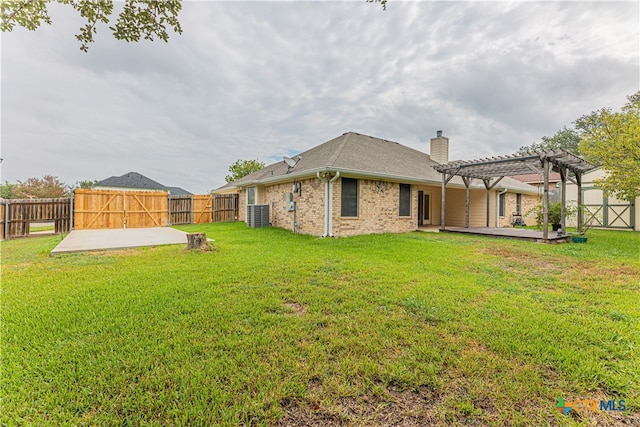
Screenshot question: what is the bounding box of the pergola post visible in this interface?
[485,187,491,227]
[559,167,567,233]
[462,177,471,228]
[576,173,583,232]
[542,159,550,240]
[441,172,446,231]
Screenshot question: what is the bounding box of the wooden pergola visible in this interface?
[433,150,596,240]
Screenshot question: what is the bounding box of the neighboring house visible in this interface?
[215,132,540,237]
[93,172,192,196]
[513,172,561,202]
[565,166,638,231]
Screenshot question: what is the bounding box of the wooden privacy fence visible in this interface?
[74,189,169,229]
[75,190,236,229]
[1,198,71,240]
[169,195,213,225]
[214,194,239,222]
[0,191,238,238]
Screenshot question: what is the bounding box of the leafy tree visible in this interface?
[12,175,70,199]
[517,127,581,155]
[76,179,97,188]
[578,91,640,201]
[0,181,18,199]
[1,0,182,52]
[1,0,387,52]
[225,159,265,183]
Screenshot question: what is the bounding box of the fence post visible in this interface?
[70,190,75,230]
[4,201,9,241]
[168,194,172,226]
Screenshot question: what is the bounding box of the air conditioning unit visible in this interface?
[247,204,269,228]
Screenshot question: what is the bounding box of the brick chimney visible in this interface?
[430,130,449,164]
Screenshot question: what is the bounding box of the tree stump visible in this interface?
[186,232,213,251]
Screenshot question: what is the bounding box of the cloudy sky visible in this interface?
[2,1,638,194]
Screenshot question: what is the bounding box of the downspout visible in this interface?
[317,172,330,237]
[496,188,508,227]
[327,172,340,237]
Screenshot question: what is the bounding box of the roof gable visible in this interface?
[96,172,167,190]
[229,132,442,185]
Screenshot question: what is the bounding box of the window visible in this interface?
[515,193,522,215]
[247,187,256,205]
[399,184,411,216]
[499,193,505,217]
[341,178,358,217]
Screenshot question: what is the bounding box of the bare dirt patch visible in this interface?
[284,302,307,315]
[277,386,438,426]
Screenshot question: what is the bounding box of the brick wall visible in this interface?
[332,178,418,237]
[498,192,540,227]
[262,178,325,235]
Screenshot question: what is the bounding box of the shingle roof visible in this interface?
[216,132,538,194]
[166,186,193,196]
[95,172,192,195]
[512,172,561,184]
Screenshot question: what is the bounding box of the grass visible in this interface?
[2,223,639,426]
[29,225,56,233]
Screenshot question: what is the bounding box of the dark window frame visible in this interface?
[341,178,359,217]
[499,192,505,217]
[515,193,522,215]
[399,183,411,217]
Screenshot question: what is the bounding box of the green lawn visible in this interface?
[2,223,639,426]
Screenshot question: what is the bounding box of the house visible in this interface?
[513,172,561,203]
[565,166,638,231]
[94,172,192,196]
[215,132,540,237]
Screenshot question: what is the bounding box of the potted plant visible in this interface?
[569,205,594,243]
[533,202,576,231]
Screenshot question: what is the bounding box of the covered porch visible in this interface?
[434,150,596,242]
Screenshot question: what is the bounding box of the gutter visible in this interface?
[316,171,340,237]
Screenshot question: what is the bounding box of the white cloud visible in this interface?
[1,1,638,192]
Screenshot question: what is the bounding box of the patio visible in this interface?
[444,227,571,243]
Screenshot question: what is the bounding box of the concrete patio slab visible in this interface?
[51,227,190,255]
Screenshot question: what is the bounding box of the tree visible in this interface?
[1,0,182,52]
[11,175,71,199]
[578,91,640,201]
[76,179,97,188]
[225,159,265,183]
[0,181,18,199]
[2,1,387,52]
[517,127,581,155]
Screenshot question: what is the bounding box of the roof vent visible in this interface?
[436,130,443,137]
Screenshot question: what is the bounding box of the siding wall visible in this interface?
[444,187,494,227]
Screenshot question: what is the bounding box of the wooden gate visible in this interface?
[213,194,239,222]
[193,195,213,224]
[169,195,193,225]
[1,198,71,239]
[582,187,635,229]
[74,189,168,229]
